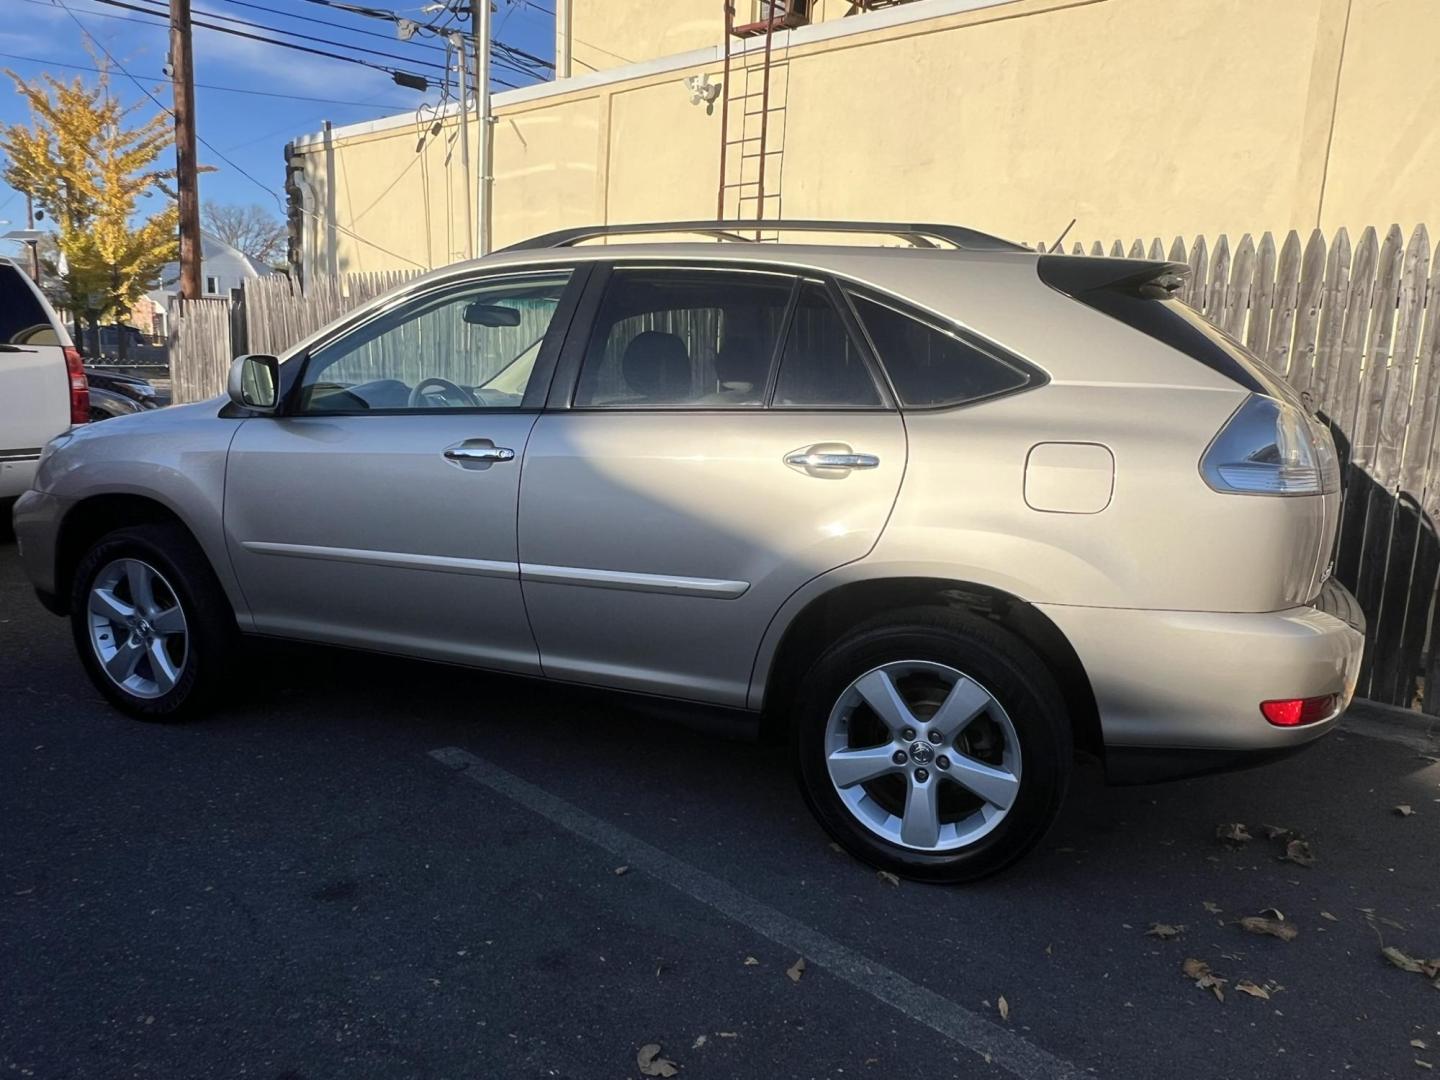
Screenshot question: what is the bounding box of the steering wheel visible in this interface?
[408,377,477,409]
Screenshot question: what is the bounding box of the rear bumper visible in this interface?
[1038,581,1365,782]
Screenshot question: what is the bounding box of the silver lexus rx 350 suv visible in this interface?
[12,221,1365,882]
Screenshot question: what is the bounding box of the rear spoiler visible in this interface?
[1037,256,1189,301]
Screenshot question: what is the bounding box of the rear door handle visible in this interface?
[786,451,879,470]
[785,445,881,475]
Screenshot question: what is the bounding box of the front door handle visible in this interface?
[443,441,515,468]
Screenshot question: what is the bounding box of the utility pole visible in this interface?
[453,31,474,260]
[169,0,203,300]
[25,193,40,285]
[555,0,571,80]
[472,0,491,256]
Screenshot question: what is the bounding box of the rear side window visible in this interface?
[772,282,882,408]
[574,269,793,407]
[850,293,1033,408]
[0,265,60,346]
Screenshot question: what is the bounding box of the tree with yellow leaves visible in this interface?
[1,63,177,357]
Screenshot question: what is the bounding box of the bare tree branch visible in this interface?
[201,202,287,266]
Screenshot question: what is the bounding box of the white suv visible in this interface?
[0,258,87,501]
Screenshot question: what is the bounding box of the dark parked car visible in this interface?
[84,367,168,421]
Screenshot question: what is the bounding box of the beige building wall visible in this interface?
[289,0,1440,276]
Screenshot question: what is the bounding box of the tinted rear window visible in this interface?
[0,265,60,346]
[849,294,1034,408]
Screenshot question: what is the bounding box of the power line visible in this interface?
[96,0,450,73]
[47,0,432,269]
[82,0,529,87]
[0,48,411,107]
[295,0,553,71]
[206,0,448,52]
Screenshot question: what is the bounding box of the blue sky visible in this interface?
[0,0,555,259]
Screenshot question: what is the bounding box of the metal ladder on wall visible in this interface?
[716,1,800,226]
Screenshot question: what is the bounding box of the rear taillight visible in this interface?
[1201,394,1338,496]
[65,346,89,424]
[1260,695,1336,727]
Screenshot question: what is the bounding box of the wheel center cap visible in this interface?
[909,740,934,764]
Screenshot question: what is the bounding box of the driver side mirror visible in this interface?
[227,354,280,413]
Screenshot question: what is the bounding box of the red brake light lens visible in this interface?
[1260,695,1336,727]
[64,346,89,424]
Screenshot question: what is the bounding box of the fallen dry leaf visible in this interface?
[1261,824,1293,840]
[1413,1040,1430,1050]
[692,1034,707,1050]
[1203,901,1222,914]
[1321,911,1338,922]
[1362,908,1410,931]
[614,865,630,876]
[1395,804,1416,817]
[1417,1061,1433,1071]
[786,957,806,983]
[1182,958,1227,1002]
[1235,980,1271,1000]
[1239,916,1299,942]
[1260,907,1286,922]
[1217,823,1252,845]
[998,995,1010,1022]
[636,1043,678,1078]
[876,871,901,887]
[743,956,759,966]
[1282,839,1316,867]
[1382,946,1440,978]
[1146,923,1184,940]
[828,842,843,854]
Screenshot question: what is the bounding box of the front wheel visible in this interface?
[69,523,235,721]
[792,609,1072,883]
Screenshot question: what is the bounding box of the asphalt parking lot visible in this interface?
[2,537,1438,1080]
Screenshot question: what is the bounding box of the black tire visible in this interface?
[792,607,1072,883]
[69,522,235,722]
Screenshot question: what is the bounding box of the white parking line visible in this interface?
[429,746,1088,1080]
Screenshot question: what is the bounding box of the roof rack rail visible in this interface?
[500,219,1027,253]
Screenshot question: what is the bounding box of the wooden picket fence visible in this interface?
[166,297,233,406]
[240,270,420,357]
[169,226,1440,712]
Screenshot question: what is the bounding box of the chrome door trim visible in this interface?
[520,562,750,598]
[241,541,518,579]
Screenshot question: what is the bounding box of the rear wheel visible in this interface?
[69,523,234,721]
[793,609,1071,882]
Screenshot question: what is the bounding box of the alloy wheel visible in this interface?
[823,660,1022,852]
[87,558,190,699]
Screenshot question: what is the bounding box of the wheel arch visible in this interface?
[754,575,1103,759]
[52,493,228,617]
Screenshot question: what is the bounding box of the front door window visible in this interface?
[298,272,572,413]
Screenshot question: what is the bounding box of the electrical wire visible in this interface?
[46,0,432,269]
[206,0,448,52]
[94,0,450,73]
[0,48,413,107]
